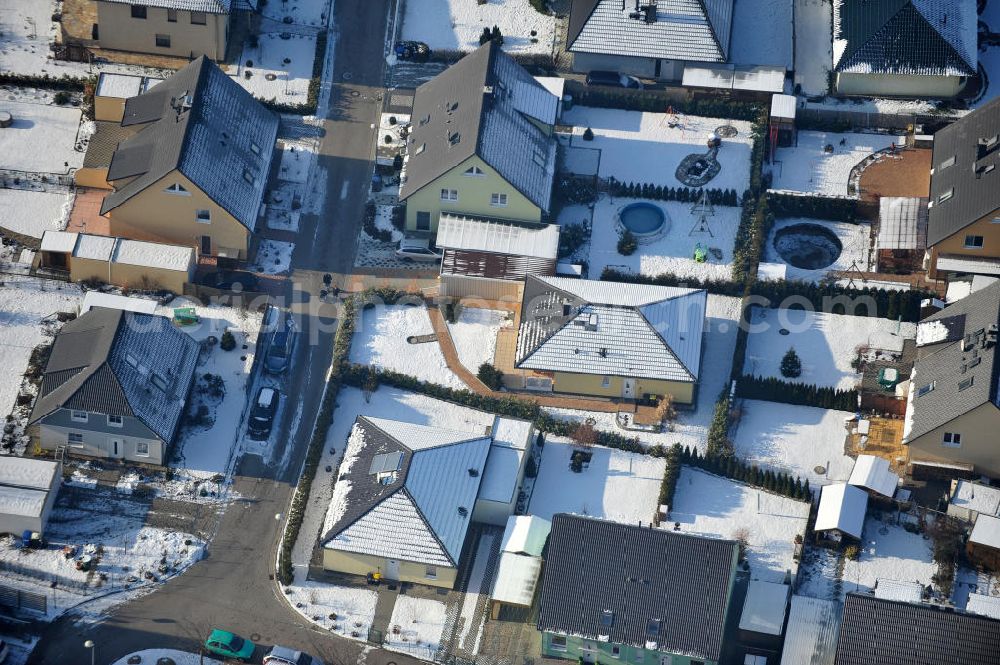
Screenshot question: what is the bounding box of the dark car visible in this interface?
[202,270,260,292]
[585,70,643,89]
[248,386,279,440]
[265,312,297,374]
[394,40,430,62]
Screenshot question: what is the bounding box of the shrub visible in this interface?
[53,90,71,105]
[558,221,589,259]
[528,0,547,12]
[479,27,492,45]
[525,455,538,478]
[219,329,236,351]
[656,443,683,519]
[582,127,595,141]
[477,363,504,391]
[571,421,598,447]
[490,25,504,45]
[443,302,458,324]
[706,393,732,458]
[617,229,638,255]
[780,347,802,378]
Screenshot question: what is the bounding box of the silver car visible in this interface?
[263,645,323,665]
[395,238,442,262]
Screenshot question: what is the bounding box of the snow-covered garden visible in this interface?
[0,100,85,173]
[400,0,556,55]
[385,595,448,660]
[252,239,295,274]
[446,307,508,374]
[768,131,905,196]
[763,217,872,283]
[235,33,317,103]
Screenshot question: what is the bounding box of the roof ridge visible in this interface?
[634,305,696,381]
[397,486,457,566]
[362,416,487,451]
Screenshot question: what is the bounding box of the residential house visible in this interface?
[537,513,739,665]
[86,56,277,260]
[489,515,549,619]
[399,41,558,233]
[834,593,1000,664]
[832,0,977,98]
[814,483,868,543]
[91,0,233,61]
[0,458,62,536]
[27,308,200,466]
[926,96,1000,279]
[321,416,528,589]
[902,281,1000,478]
[513,275,707,402]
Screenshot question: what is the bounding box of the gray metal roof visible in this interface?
[537,514,737,662]
[903,280,1000,443]
[877,197,927,250]
[928,97,1000,247]
[29,308,200,443]
[834,593,1000,665]
[436,215,559,259]
[100,0,232,14]
[567,0,733,63]
[399,41,557,213]
[833,0,977,76]
[515,276,707,382]
[102,56,278,231]
[780,595,841,665]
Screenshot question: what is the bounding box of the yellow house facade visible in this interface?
[94,0,229,61]
[906,402,1000,479]
[322,550,458,590]
[926,211,1000,279]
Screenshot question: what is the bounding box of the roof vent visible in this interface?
[458,506,468,517]
[468,468,479,477]
[586,313,599,331]
[447,101,459,113]
[448,131,461,145]
[599,347,608,358]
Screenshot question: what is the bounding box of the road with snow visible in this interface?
[28,1,426,664]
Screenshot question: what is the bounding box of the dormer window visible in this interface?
[250,141,261,156]
[151,373,168,391]
[938,189,953,204]
[165,183,190,196]
[938,155,955,170]
[464,166,485,176]
[243,169,255,185]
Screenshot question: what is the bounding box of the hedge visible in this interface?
[607,182,739,207]
[736,375,858,411]
[656,443,683,519]
[0,72,86,91]
[681,446,812,501]
[766,190,859,222]
[567,87,763,122]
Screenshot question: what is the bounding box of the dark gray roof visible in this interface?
[567,0,733,63]
[101,56,278,231]
[833,0,977,77]
[904,280,1000,443]
[100,0,231,14]
[399,41,557,213]
[835,593,1000,665]
[537,514,737,662]
[928,97,1000,246]
[29,308,200,443]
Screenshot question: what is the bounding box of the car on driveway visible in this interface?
[205,629,255,662]
[248,386,280,440]
[265,311,297,374]
[394,40,430,61]
[201,270,260,293]
[395,237,442,263]
[264,645,324,665]
[585,70,643,89]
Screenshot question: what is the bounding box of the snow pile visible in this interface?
[769,131,905,196]
[400,0,556,55]
[671,468,809,582]
[764,217,872,283]
[283,580,379,641]
[0,101,84,173]
[252,239,295,274]
[447,308,505,374]
[385,595,448,659]
[743,308,915,390]
[733,400,855,487]
[351,305,465,389]
[528,441,665,524]
[0,189,72,239]
[67,470,98,489]
[561,107,754,192]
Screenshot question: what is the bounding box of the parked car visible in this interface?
[395,238,442,263]
[201,270,260,292]
[205,629,255,662]
[248,386,280,440]
[585,70,643,89]
[394,40,430,62]
[265,311,297,374]
[264,645,324,665]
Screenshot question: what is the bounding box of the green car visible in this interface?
[205,628,255,661]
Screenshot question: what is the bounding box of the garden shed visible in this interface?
[968,514,1000,570]
[0,457,61,536]
[815,483,867,542]
[847,455,899,499]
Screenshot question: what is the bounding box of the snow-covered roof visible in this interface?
[0,457,59,492]
[874,578,923,603]
[568,0,733,63]
[490,551,542,607]
[934,254,1000,276]
[40,231,79,254]
[534,76,565,104]
[0,485,47,519]
[100,0,232,14]
[949,480,1000,517]
[815,483,868,538]
[516,275,707,383]
[780,595,841,665]
[966,593,1000,620]
[74,234,116,261]
[738,581,790,635]
[878,197,927,250]
[681,65,786,93]
[478,418,533,504]
[971,514,1000,550]
[512,79,560,127]
[81,292,158,315]
[771,94,797,120]
[500,515,550,556]
[848,455,899,498]
[96,73,144,99]
[112,238,194,271]
[436,215,559,260]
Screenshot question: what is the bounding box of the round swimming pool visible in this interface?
[773,223,843,270]
[618,202,666,236]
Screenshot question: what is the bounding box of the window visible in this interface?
[938,155,956,170]
[151,373,168,391]
[165,183,189,195]
[938,189,954,203]
[992,216,1000,224]
[611,645,621,659]
[155,34,171,48]
[136,441,150,457]
[943,432,962,448]
[71,410,88,423]
[68,432,84,446]
[167,8,177,21]
[600,610,615,627]
[916,381,935,397]
[550,636,567,652]
[131,5,147,18]
[415,143,426,155]
[416,211,431,231]
[440,189,458,202]
[601,376,610,388]
[190,11,207,24]
[490,192,508,207]
[964,235,985,249]
[107,414,124,427]
[196,209,211,224]
[425,566,437,579]
[250,141,261,156]
[959,376,974,391]
[464,166,485,176]
[243,169,255,185]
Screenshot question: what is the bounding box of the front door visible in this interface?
[385,559,400,580]
[201,235,212,255]
[109,438,124,459]
[622,378,636,399]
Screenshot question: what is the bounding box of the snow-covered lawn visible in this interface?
[586,197,739,282]
[794,0,833,95]
[447,307,506,373]
[283,580,379,641]
[0,189,71,238]
[351,304,465,389]
[252,239,295,274]
[0,277,82,419]
[278,143,316,184]
[743,308,916,390]
[112,651,221,665]
[841,516,936,599]
[671,468,810,582]
[764,217,872,283]
[262,0,331,27]
[400,0,556,55]
[561,107,754,193]
[528,440,665,524]
[769,131,905,196]
[729,0,793,69]
[386,595,448,659]
[235,33,316,104]
[544,294,741,454]
[733,400,854,487]
[0,101,84,173]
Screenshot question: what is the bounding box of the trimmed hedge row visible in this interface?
[568,87,763,122]
[766,190,859,222]
[607,182,740,207]
[681,446,812,501]
[0,72,86,90]
[736,375,858,411]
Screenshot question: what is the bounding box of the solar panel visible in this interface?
[369,451,402,476]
